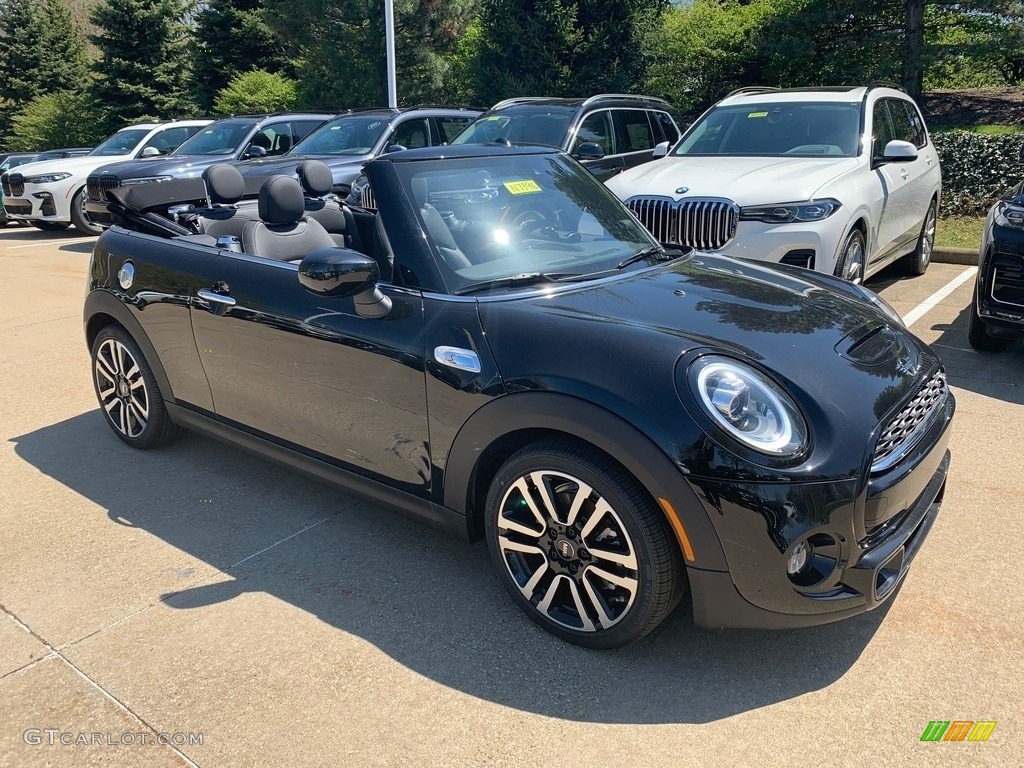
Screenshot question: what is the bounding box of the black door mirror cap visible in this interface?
[574,142,606,161]
[298,247,379,298]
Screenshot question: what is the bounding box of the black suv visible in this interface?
[85,113,334,215]
[970,163,1024,350]
[232,106,482,198]
[449,94,681,181]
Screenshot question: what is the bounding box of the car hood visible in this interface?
[7,154,131,179]
[91,155,232,181]
[606,155,859,206]
[234,154,369,191]
[478,254,940,480]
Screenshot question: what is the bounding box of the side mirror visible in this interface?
[141,146,161,158]
[384,144,408,154]
[297,247,392,318]
[879,139,918,164]
[573,142,605,161]
[244,144,267,159]
[652,141,670,159]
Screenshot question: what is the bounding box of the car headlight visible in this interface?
[120,176,174,186]
[688,356,808,457]
[994,201,1024,229]
[24,172,72,184]
[740,198,842,223]
[851,283,906,328]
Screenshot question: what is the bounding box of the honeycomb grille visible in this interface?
[872,368,948,472]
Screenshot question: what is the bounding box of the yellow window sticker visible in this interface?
[503,179,542,195]
[748,111,768,118]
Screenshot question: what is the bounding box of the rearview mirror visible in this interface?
[573,142,605,161]
[141,146,161,158]
[244,144,267,159]
[652,141,670,159]
[879,139,918,164]
[297,247,392,318]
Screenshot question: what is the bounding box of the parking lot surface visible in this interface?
[1,226,1020,767]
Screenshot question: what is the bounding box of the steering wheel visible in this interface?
[501,202,560,238]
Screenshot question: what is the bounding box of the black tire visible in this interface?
[30,220,69,232]
[484,438,685,649]
[968,302,1015,352]
[901,201,935,276]
[90,325,183,448]
[833,228,866,284]
[70,187,103,235]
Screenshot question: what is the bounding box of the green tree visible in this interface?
[89,0,196,132]
[0,0,88,121]
[214,69,297,113]
[4,90,103,150]
[193,0,289,110]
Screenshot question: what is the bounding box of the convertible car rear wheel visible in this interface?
[485,439,684,648]
[91,326,182,448]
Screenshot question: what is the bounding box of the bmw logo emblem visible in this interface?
[675,186,689,195]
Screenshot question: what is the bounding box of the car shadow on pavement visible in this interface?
[58,241,97,254]
[12,412,892,725]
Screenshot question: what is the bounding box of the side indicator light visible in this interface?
[658,497,695,562]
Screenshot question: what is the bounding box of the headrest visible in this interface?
[202,164,244,204]
[258,176,305,225]
[296,160,333,197]
[411,176,428,207]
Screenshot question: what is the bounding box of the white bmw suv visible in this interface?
[1,119,211,235]
[606,85,941,282]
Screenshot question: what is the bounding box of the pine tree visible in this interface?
[0,0,88,109]
[89,0,197,132]
[193,0,289,110]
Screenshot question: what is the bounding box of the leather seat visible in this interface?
[411,176,472,270]
[296,160,363,251]
[241,176,336,262]
[196,164,259,240]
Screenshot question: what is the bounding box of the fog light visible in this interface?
[787,540,812,575]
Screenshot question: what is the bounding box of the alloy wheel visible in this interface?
[842,234,865,284]
[920,206,936,267]
[496,470,639,632]
[94,338,150,438]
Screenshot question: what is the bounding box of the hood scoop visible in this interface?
[834,320,900,365]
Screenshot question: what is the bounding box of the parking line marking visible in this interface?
[225,515,336,571]
[5,237,95,250]
[902,267,977,328]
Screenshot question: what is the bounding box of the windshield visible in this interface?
[89,129,151,157]
[451,106,575,148]
[393,153,658,293]
[171,120,256,156]
[290,115,390,156]
[676,102,862,157]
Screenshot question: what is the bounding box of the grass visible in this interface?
[936,216,985,250]
[931,124,1024,135]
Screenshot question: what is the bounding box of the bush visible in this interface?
[213,69,297,115]
[4,90,102,151]
[933,132,1023,216]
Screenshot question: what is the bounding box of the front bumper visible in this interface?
[976,224,1024,331]
[719,213,850,276]
[687,390,954,630]
[2,180,76,223]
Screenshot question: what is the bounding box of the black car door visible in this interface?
[189,251,432,496]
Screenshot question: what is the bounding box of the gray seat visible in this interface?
[411,176,472,270]
[296,160,364,252]
[196,164,259,240]
[240,176,335,262]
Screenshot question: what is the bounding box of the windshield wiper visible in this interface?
[454,272,579,296]
[617,245,670,270]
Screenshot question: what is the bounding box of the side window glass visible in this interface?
[902,101,927,147]
[653,111,679,144]
[293,120,324,144]
[437,117,472,144]
[250,126,277,153]
[572,111,613,155]
[262,122,294,154]
[872,101,895,158]
[614,109,654,153]
[888,99,916,146]
[144,127,190,155]
[390,118,430,149]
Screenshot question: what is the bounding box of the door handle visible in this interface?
[197,288,236,306]
[900,169,910,180]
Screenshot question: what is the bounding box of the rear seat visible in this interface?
[296,160,364,252]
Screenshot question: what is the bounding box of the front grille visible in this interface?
[1,173,10,196]
[3,200,32,216]
[991,254,1024,308]
[871,368,948,473]
[360,185,377,212]
[87,175,120,202]
[7,173,24,196]
[625,196,738,250]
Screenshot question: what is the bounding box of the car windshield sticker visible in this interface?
[748,111,768,118]
[504,179,542,195]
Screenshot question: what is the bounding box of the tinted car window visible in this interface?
[900,100,928,148]
[652,111,679,144]
[615,110,655,153]
[144,126,196,155]
[676,102,861,157]
[89,129,151,156]
[172,120,257,155]
[451,106,576,148]
[259,122,299,154]
[872,100,896,157]
[437,117,473,143]
[573,111,613,155]
[292,115,391,155]
[887,99,918,147]
[292,119,327,144]
[390,118,430,149]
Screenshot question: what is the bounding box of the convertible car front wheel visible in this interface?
[91,326,182,448]
[485,439,685,648]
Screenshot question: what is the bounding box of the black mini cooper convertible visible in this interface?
[85,145,954,648]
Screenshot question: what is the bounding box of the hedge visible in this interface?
[932,132,1023,217]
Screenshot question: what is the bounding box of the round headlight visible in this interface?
[689,357,808,457]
